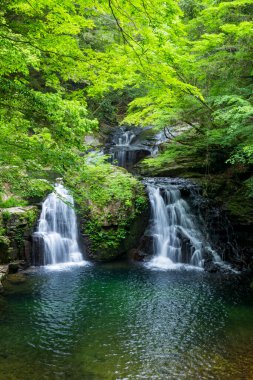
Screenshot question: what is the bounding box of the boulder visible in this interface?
[82,205,150,262]
[67,162,150,262]
[8,260,30,274]
[0,265,8,293]
[0,206,39,264]
[129,235,154,261]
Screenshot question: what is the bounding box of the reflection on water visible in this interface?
[0,263,253,380]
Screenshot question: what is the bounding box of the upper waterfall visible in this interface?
[33,183,84,266]
[106,127,152,169]
[116,130,136,146]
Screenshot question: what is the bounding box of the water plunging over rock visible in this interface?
[106,127,153,169]
[141,178,223,270]
[33,183,84,266]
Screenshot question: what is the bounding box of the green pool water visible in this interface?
[0,262,253,380]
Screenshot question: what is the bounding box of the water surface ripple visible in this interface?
[0,263,253,379]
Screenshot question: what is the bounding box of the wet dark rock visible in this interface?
[8,260,29,274]
[204,260,220,273]
[129,249,147,261]
[32,233,45,266]
[180,236,193,264]
[130,235,154,261]
[0,206,39,265]
[0,265,8,293]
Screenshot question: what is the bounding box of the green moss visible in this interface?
[2,211,11,223]
[14,227,26,249]
[0,197,28,208]
[66,156,148,260]
[0,206,39,263]
[139,143,206,177]
[20,208,39,228]
[0,167,53,206]
[226,193,253,222]
[0,213,10,262]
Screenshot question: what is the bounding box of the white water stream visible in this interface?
[117,130,136,146]
[146,183,211,270]
[34,183,84,266]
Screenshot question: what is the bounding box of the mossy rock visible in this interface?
[83,205,150,261]
[0,206,39,264]
[137,155,206,178]
[66,161,149,262]
[7,273,27,284]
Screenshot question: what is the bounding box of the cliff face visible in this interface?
[0,206,39,264]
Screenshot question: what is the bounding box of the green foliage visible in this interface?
[0,166,53,204]
[0,212,8,245]
[129,0,253,198]
[0,0,97,194]
[0,197,28,208]
[245,177,253,198]
[66,155,148,254]
[0,0,252,231]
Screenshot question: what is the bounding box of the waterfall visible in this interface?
[111,129,137,168]
[117,130,136,146]
[146,180,215,270]
[107,127,151,169]
[33,183,84,266]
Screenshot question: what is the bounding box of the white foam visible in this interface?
[145,256,203,271]
[43,260,91,271]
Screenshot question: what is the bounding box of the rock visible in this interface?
[8,262,19,274]
[0,265,8,293]
[0,265,8,275]
[129,235,161,262]
[0,206,39,264]
[5,273,26,284]
[8,260,29,274]
[129,248,149,262]
[82,205,150,262]
[7,273,27,284]
[85,135,102,147]
[204,260,220,273]
[32,233,45,266]
[68,164,150,262]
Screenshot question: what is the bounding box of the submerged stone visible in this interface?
[7,273,27,284]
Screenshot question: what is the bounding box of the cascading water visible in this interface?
[33,183,84,266]
[108,127,151,169]
[145,179,220,270]
[111,128,137,168]
[117,130,136,146]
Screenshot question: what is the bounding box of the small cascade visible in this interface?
[33,183,84,266]
[145,179,219,269]
[117,130,136,146]
[111,128,138,168]
[108,127,151,169]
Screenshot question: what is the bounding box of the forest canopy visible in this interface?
[0,0,252,198]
